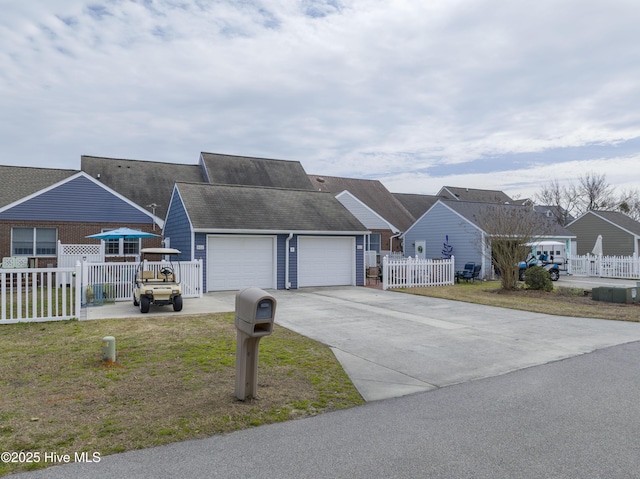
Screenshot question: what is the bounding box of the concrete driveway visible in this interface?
[271,286,640,401]
[87,285,640,402]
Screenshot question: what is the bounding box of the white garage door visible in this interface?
[298,237,355,287]
[207,236,275,291]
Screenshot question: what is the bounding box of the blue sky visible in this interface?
[1,0,639,201]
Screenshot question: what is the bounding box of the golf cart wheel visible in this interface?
[519,270,526,281]
[140,296,150,313]
[173,295,183,312]
[133,293,139,307]
[549,269,560,281]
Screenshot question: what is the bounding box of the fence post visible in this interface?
[382,256,388,290]
[75,262,83,319]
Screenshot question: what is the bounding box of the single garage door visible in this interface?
[298,237,355,287]
[207,236,275,291]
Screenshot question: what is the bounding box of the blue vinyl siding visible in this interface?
[289,236,298,289]
[356,235,365,286]
[404,203,483,273]
[163,190,193,261]
[0,176,151,223]
[194,233,207,290]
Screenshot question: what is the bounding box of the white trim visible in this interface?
[335,190,400,232]
[193,228,369,235]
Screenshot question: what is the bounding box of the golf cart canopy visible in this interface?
[140,248,181,255]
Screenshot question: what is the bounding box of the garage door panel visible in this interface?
[298,237,354,287]
[208,236,275,291]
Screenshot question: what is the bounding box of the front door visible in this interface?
[415,240,426,259]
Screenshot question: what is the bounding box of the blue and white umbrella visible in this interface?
[86,227,159,240]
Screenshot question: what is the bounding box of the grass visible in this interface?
[398,280,640,322]
[0,313,364,476]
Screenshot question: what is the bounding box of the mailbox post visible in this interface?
[234,287,276,401]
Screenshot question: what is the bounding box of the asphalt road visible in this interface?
[15,340,640,479]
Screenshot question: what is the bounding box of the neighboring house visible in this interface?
[201,152,315,190]
[534,205,575,226]
[0,167,160,266]
[307,174,415,255]
[402,200,575,278]
[437,186,514,203]
[164,182,369,291]
[566,210,640,256]
[392,193,441,221]
[81,155,206,224]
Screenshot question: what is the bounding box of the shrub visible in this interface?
[524,266,553,292]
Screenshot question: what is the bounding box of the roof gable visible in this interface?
[0,165,78,208]
[335,190,399,232]
[174,183,367,232]
[201,152,315,190]
[569,210,640,237]
[0,172,156,223]
[308,174,415,231]
[81,155,206,220]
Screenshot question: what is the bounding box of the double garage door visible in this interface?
[207,236,355,291]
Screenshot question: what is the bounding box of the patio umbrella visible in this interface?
[591,234,603,256]
[86,227,159,261]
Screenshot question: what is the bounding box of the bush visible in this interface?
[524,266,553,292]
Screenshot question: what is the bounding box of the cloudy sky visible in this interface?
[2,0,639,200]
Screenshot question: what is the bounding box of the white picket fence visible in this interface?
[568,254,640,279]
[1,266,82,323]
[82,259,203,304]
[382,256,455,290]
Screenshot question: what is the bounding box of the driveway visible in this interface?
[271,286,640,401]
[86,285,640,402]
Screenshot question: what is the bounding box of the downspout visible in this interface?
[285,233,293,289]
[389,232,402,254]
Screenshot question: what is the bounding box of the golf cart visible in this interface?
[133,248,183,313]
[518,252,561,281]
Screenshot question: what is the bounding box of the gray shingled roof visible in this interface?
[438,186,513,203]
[201,153,314,190]
[308,174,416,231]
[392,193,442,220]
[176,182,368,232]
[81,155,206,219]
[588,210,640,236]
[0,165,78,208]
[442,200,575,237]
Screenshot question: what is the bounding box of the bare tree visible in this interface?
[475,204,552,290]
[617,188,640,221]
[575,171,615,213]
[535,179,578,225]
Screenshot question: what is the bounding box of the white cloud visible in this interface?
[1,0,640,198]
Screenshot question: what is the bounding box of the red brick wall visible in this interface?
[0,221,162,267]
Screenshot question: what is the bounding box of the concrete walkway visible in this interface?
[84,283,640,402]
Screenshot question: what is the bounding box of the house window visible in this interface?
[369,233,382,253]
[12,227,57,256]
[104,233,140,257]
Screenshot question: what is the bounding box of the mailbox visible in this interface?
[234,287,277,400]
[235,287,276,337]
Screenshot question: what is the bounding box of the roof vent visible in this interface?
[316,177,325,183]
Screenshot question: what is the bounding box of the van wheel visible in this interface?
[173,295,183,312]
[140,296,150,313]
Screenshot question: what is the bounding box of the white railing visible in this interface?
[382,256,455,290]
[1,266,82,323]
[81,259,203,304]
[568,254,640,279]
